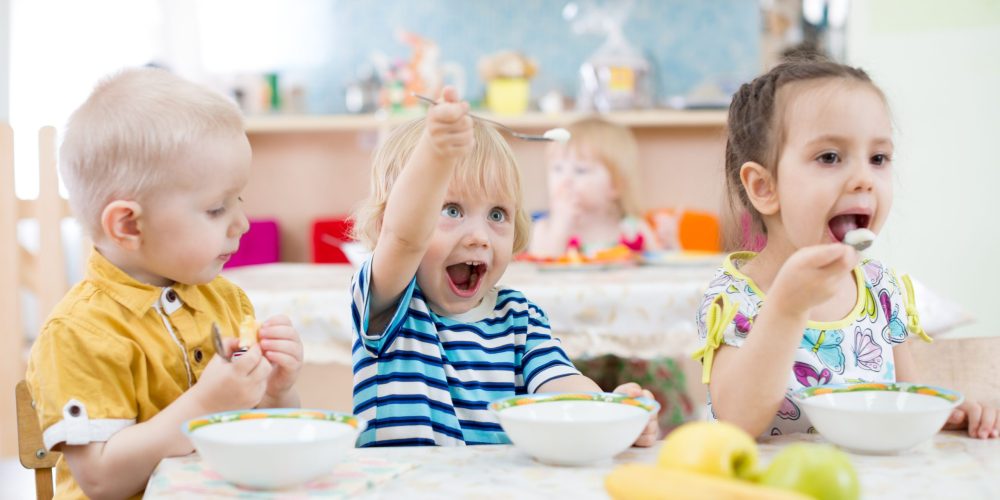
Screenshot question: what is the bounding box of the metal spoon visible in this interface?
[412,93,563,142]
[211,322,230,362]
[843,228,876,251]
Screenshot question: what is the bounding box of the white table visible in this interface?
[144,432,1000,499]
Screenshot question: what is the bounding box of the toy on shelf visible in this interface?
[564,0,652,111]
[478,50,538,116]
[312,217,354,264]
[224,219,280,269]
[644,208,721,253]
[378,31,466,113]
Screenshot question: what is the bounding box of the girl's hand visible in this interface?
[194,342,272,412]
[424,86,473,159]
[613,382,660,447]
[548,182,584,231]
[769,244,859,318]
[258,315,304,403]
[943,400,1000,439]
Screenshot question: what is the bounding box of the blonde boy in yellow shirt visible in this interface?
[25,68,304,499]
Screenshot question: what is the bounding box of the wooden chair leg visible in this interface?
[35,468,54,500]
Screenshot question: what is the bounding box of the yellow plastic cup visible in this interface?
[486,78,530,116]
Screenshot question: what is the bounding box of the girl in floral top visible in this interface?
[693,58,999,439]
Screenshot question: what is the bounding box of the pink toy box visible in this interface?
[223,219,280,268]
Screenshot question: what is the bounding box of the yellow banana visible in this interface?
[605,464,811,500]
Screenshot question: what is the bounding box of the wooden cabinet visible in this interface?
[243,110,728,262]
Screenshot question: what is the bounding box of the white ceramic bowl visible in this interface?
[182,408,365,489]
[490,392,659,466]
[792,383,962,454]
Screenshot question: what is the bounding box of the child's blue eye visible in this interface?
[441,204,462,218]
[488,208,507,223]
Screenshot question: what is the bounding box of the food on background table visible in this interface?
[517,244,637,267]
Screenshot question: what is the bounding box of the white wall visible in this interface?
[848,1,1000,338]
[0,0,9,121]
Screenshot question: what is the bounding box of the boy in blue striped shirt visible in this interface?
[348,87,658,447]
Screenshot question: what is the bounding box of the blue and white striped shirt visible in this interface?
[351,258,580,447]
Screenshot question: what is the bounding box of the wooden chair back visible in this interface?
[15,380,60,500]
[1,124,76,457]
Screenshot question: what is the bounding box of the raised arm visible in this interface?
[368,87,473,322]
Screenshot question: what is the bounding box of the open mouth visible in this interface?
[828,213,871,242]
[446,261,487,298]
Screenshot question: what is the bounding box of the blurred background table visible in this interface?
[222,260,721,426]
[222,260,720,363]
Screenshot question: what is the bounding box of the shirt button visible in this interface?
[194,348,204,363]
[165,290,178,302]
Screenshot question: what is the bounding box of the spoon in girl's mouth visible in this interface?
[843,228,876,251]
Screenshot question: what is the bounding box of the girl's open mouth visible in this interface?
[829,213,871,242]
[446,261,486,298]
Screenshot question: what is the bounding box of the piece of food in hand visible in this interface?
[238,316,260,350]
[842,228,876,251]
[657,421,759,480]
[606,464,810,500]
[757,443,860,500]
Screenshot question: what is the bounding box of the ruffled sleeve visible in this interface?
[900,274,934,343]
[691,294,740,384]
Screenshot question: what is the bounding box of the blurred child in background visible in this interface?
[529,117,670,257]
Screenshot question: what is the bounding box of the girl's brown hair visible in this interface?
[724,57,884,249]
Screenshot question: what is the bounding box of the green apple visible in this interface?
[658,421,760,480]
[758,443,860,500]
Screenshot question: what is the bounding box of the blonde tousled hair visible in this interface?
[351,118,531,253]
[549,117,643,217]
[59,67,245,238]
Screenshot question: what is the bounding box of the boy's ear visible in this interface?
[739,161,779,215]
[100,200,143,250]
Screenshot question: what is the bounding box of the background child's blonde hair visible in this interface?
[59,67,245,238]
[352,118,531,253]
[551,117,642,217]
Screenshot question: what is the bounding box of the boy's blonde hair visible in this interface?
[550,117,643,217]
[60,67,245,238]
[352,118,531,253]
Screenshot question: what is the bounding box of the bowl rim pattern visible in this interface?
[791,382,963,405]
[183,408,366,436]
[488,391,660,414]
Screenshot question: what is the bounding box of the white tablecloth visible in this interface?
[222,261,721,364]
[145,432,1000,499]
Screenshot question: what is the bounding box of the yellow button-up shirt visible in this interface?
[26,250,254,499]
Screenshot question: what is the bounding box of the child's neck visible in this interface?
[94,243,175,288]
[738,242,787,293]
